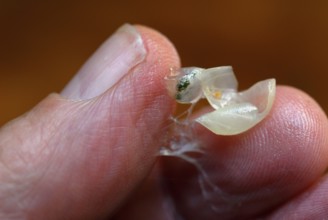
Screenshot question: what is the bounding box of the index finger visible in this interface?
[162,86,328,220]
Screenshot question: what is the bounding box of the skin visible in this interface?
[0,25,328,220]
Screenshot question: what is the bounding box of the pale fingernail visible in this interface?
[61,24,147,100]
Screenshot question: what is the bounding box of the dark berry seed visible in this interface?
[177,78,190,92]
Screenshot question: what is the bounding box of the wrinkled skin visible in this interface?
[1,25,328,220]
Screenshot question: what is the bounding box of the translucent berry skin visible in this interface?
[174,67,203,104]
[166,66,276,135]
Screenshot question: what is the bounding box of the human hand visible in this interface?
[0,24,327,220]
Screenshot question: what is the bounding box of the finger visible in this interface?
[0,24,180,219]
[111,164,176,220]
[162,86,328,220]
[268,174,328,219]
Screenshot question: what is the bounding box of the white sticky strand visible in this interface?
[159,107,228,212]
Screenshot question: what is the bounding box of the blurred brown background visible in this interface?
[1,0,328,125]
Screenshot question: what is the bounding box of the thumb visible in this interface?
[0,24,180,219]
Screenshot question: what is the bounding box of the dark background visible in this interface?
[1,1,328,125]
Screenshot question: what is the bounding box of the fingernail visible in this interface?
[61,24,147,100]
